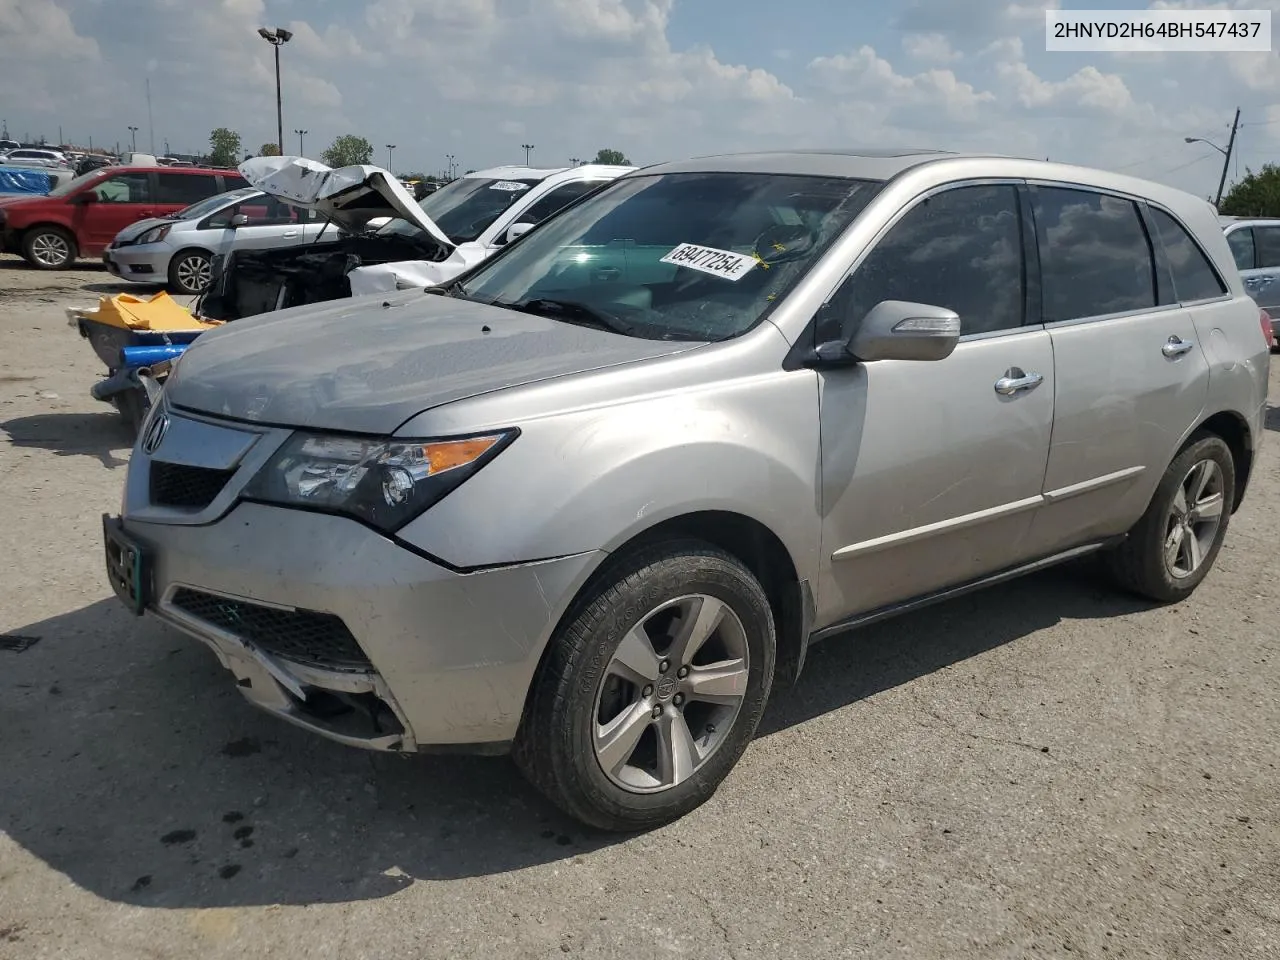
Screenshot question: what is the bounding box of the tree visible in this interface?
[1220,164,1280,218]
[321,134,374,168]
[259,142,281,156]
[208,127,242,168]
[593,148,630,165]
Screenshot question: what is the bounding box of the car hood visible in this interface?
[165,291,704,434]
[239,155,453,251]
[112,216,172,244]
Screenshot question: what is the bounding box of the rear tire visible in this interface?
[22,226,76,269]
[514,539,776,832]
[1104,432,1235,603]
[168,249,213,295]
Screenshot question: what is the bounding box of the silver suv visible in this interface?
[105,150,1270,831]
[1221,216,1280,345]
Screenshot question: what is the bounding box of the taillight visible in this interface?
[1261,308,1275,348]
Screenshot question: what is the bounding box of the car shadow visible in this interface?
[80,281,167,296]
[1,411,133,468]
[0,561,1150,909]
[1264,403,1280,433]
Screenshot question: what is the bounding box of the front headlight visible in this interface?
[244,430,516,533]
[136,224,172,245]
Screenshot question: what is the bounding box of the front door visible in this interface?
[1025,187,1212,554]
[1245,224,1280,315]
[815,182,1055,626]
[75,172,155,253]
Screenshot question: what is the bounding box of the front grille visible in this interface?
[150,461,234,509]
[170,588,372,671]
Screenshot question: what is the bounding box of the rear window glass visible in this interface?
[1033,187,1156,323]
[1149,209,1226,302]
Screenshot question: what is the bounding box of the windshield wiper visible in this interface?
[504,298,636,335]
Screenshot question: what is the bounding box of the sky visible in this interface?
[1,0,1278,198]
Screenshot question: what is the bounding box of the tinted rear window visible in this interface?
[1033,187,1156,323]
[1149,208,1226,302]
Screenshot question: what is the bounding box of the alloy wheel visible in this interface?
[592,594,750,793]
[1163,458,1225,579]
[175,254,212,292]
[30,232,70,267]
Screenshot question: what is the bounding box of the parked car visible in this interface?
[198,157,633,320]
[103,186,331,294]
[0,139,21,155]
[75,154,115,177]
[1221,216,1280,346]
[1,148,68,169]
[0,164,249,268]
[106,150,1269,831]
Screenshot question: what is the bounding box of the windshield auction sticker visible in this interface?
[660,243,757,281]
[490,181,530,191]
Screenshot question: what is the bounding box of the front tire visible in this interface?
[514,540,776,832]
[168,249,213,294]
[1104,432,1235,603]
[22,226,76,269]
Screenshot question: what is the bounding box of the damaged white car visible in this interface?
[199,156,635,320]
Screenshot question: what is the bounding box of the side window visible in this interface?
[1226,228,1255,271]
[1149,208,1226,302]
[1033,187,1155,322]
[221,176,251,191]
[92,173,152,203]
[1256,226,1280,269]
[518,181,602,225]
[156,173,219,204]
[820,184,1024,340]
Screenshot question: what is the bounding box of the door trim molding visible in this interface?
[1042,465,1145,503]
[831,494,1043,562]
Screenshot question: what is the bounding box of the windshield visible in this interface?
[455,172,882,342]
[379,176,544,243]
[47,168,111,198]
[173,188,259,221]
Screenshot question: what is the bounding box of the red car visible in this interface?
[0,165,248,269]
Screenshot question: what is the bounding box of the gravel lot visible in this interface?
[1,251,1278,959]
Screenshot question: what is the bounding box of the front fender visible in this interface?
[396,371,822,583]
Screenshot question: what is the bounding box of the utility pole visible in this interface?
[1215,107,1241,209]
[146,77,155,155]
[58,125,63,146]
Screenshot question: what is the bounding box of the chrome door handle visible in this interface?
[994,370,1044,396]
[1162,336,1195,358]
[282,230,299,239]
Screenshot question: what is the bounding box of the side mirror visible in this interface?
[504,222,535,245]
[229,213,250,228]
[70,192,95,205]
[845,300,961,362]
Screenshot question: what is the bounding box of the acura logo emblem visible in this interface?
[141,412,170,454]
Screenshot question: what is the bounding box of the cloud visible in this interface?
[902,33,961,63]
[2,0,1278,200]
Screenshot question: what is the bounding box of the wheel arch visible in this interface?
[1191,409,1253,513]
[524,509,813,732]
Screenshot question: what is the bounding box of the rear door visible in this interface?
[76,171,156,252]
[1246,224,1280,315]
[1025,185,1211,555]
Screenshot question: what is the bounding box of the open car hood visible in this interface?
[238,155,454,250]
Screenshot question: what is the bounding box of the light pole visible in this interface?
[257,26,293,159]
[386,143,396,170]
[1185,107,1240,208]
[445,154,455,179]
[295,128,307,155]
[127,126,138,152]
[521,143,535,165]
[570,157,580,167]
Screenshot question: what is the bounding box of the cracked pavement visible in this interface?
[1,253,1278,959]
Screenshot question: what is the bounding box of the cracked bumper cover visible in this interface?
[124,503,601,752]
